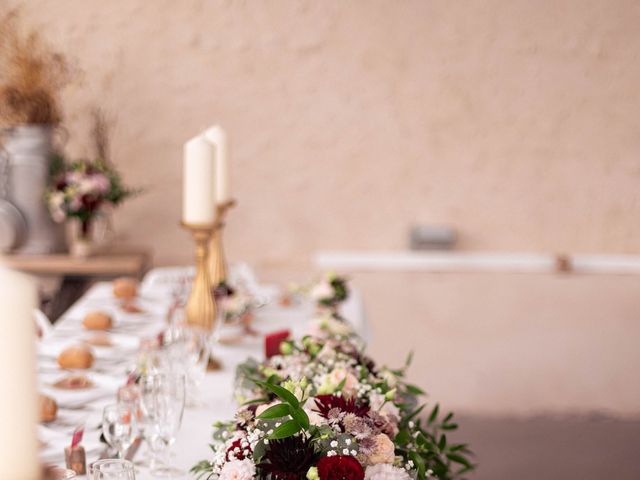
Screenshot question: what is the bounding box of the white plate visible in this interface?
[39,371,124,409]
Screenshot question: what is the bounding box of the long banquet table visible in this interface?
[38,265,367,479]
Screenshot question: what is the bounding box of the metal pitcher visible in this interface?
[0,125,66,254]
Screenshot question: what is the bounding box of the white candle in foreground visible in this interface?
[182,135,216,224]
[0,267,39,479]
[204,126,230,204]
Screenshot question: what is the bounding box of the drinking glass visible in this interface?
[162,325,209,405]
[91,459,136,479]
[141,372,186,477]
[102,403,138,459]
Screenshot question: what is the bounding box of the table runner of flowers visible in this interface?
[192,276,474,480]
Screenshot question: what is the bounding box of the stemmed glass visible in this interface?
[162,324,210,405]
[139,372,186,477]
[91,459,136,479]
[102,403,139,460]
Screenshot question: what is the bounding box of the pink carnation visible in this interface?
[219,459,256,480]
[364,464,411,480]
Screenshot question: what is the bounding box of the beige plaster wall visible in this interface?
[8,0,640,265]
[6,0,640,415]
[354,271,640,417]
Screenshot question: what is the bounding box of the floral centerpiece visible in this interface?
[45,157,136,256]
[193,318,474,480]
[308,272,350,310]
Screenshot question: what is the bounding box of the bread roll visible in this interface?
[82,311,113,330]
[113,277,138,299]
[39,394,57,423]
[57,345,95,369]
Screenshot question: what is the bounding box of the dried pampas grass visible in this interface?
[0,10,73,127]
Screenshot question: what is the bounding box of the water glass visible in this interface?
[140,372,186,476]
[102,403,138,459]
[91,459,136,479]
[162,325,209,404]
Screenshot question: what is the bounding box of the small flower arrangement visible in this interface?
[308,272,350,310]
[220,291,257,324]
[45,157,135,234]
[193,320,474,480]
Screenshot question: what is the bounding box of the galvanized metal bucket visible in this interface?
[0,125,66,254]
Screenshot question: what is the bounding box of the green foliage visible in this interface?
[395,404,475,480]
[254,378,311,440]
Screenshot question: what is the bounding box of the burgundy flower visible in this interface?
[317,455,364,480]
[257,435,320,480]
[314,395,370,420]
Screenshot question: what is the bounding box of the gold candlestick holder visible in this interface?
[209,199,236,287]
[181,222,217,332]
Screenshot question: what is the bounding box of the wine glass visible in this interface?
[162,325,210,405]
[102,403,138,460]
[142,372,186,477]
[91,459,136,479]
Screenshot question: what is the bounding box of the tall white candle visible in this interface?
[182,135,216,224]
[204,126,230,204]
[0,267,39,479]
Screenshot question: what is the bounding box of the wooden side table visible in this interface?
[1,251,150,320]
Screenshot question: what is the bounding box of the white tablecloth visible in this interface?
[39,266,368,479]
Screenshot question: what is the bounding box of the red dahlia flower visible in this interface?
[317,455,364,480]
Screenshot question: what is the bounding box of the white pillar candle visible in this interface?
[182,135,216,224]
[0,267,39,479]
[204,126,230,204]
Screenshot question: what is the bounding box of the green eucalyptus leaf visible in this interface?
[290,406,310,430]
[255,380,300,408]
[257,403,290,420]
[441,423,458,431]
[438,433,447,451]
[405,351,414,368]
[405,383,425,396]
[428,404,440,424]
[446,453,473,468]
[269,419,302,439]
[408,451,426,479]
[403,404,425,425]
[395,429,410,445]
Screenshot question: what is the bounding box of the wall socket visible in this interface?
[409,224,457,250]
